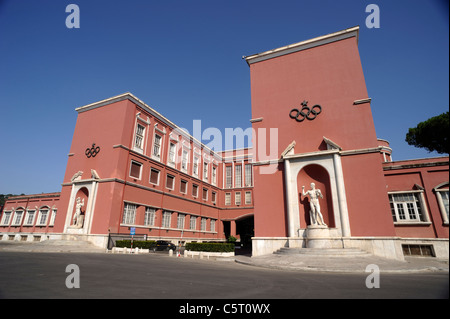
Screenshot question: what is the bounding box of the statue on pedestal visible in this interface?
[302,183,327,227]
[72,197,85,229]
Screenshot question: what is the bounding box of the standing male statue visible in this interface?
[72,197,85,228]
[302,183,327,226]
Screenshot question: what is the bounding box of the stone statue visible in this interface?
[72,197,85,228]
[302,183,327,226]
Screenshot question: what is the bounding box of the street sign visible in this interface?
[130,227,136,236]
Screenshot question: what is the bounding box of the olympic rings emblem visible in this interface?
[289,101,322,122]
[85,143,100,158]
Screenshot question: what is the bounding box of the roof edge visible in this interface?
[244,26,360,66]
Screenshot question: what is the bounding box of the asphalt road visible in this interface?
[0,252,447,301]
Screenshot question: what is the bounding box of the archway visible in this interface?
[71,187,89,228]
[297,164,335,228]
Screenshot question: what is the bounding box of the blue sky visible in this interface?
[0,0,448,194]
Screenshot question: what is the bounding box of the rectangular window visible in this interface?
[190,216,197,230]
[150,168,160,185]
[134,123,145,152]
[1,212,11,225]
[210,219,215,232]
[212,166,217,185]
[182,150,188,171]
[166,174,175,190]
[144,207,156,226]
[201,218,207,231]
[225,193,231,206]
[122,203,136,225]
[389,193,424,223]
[235,192,241,205]
[24,210,35,226]
[440,190,449,221]
[212,191,217,204]
[168,142,176,164]
[162,211,172,228]
[192,184,198,197]
[245,191,252,205]
[49,209,57,226]
[202,188,208,201]
[180,180,188,194]
[203,162,208,181]
[225,166,232,188]
[245,164,252,187]
[12,211,23,226]
[177,213,185,229]
[37,209,48,226]
[193,156,199,176]
[130,161,142,179]
[235,165,242,188]
[153,134,162,157]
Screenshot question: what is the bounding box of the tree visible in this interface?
[405,111,449,154]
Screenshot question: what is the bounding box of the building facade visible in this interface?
[1,27,448,260]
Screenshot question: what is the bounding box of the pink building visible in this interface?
[1,27,448,260]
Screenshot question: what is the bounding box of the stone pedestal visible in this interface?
[306,225,331,248]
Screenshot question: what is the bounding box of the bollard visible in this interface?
[169,249,173,256]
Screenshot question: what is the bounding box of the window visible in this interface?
[12,211,23,226]
[245,164,252,187]
[442,191,449,218]
[130,161,142,179]
[181,150,188,171]
[435,187,449,224]
[180,180,188,194]
[177,213,185,229]
[389,193,425,223]
[162,211,172,228]
[150,168,160,185]
[212,191,217,204]
[166,174,175,190]
[210,219,216,232]
[225,193,231,206]
[153,134,162,158]
[235,165,242,188]
[203,162,208,181]
[37,209,49,226]
[201,218,207,231]
[193,156,199,176]
[212,166,217,185]
[235,192,241,205]
[122,203,136,225]
[190,216,197,230]
[192,184,198,197]
[1,212,11,225]
[49,209,57,226]
[202,188,208,201]
[168,142,176,164]
[402,244,435,257]
[24,210,35,226]
[144,207,156,226]
[225,166,232,188]
[245,191,252,205]
[134,123,145,152]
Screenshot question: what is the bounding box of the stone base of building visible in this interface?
[252,236,449,261]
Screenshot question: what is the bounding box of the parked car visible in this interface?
[153,240,176,252]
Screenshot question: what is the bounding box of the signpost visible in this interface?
[130,227,136,250]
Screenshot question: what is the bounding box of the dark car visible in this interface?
[153,240,176,252]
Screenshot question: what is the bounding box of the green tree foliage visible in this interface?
[405,112,449,154]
